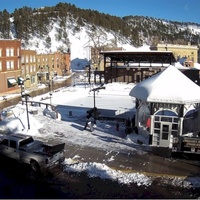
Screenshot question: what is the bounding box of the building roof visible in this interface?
[129,65,200,104]
[100,51,176,64]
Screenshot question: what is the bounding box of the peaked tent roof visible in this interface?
[129,65,200,104]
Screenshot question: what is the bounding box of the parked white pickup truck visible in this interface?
[0,133,65,172]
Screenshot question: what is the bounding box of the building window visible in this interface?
[21,56,24,63]
[6,60,14,70]
[0,61,2,71]
[17,48,20,56]
[6,48,14,56]
[10,61,14,69]
[26,56,29,63]
[18,59,20,69]
[0,48,2,57]
[11,49,14,56]
[6,48,9,56]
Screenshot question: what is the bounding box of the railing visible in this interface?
[21,100,56,110]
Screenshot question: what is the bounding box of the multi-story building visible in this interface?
[150,43,198,66]
[0,39,22,94]
[0,39,71,95]
[21,49,37,88]
[36,51,70,84]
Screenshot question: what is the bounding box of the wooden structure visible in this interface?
[100,51,176,84]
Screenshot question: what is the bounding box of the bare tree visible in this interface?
[86,27,108,69]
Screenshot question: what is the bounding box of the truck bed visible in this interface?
[19,141,65,156]
[34,143,65,156]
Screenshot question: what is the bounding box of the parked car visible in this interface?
[0,133,65,172]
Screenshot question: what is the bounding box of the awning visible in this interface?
[18,77,24,85]
[18,77,24,81]
[8,78,17,84]
[7,78,17,87]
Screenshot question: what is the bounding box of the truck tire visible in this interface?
[30,160,40,172]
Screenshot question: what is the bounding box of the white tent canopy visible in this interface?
[129,65,200,104]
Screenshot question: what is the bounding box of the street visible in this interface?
[0,145,200,199]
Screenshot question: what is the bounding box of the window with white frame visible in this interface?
[6,60,14,70]
[6,48,14,56]
[6,61,10,70]
[17,48,20,56]
[6,48,9,56]
[10,48,14,56]
[30,65,33,73]
[30,55,33,62]
[10,61,14,69]
[0,48,2,57]
[0,61,2,71]
[18,60,20,69]
[21,55,24,63]
[26,56,29,63]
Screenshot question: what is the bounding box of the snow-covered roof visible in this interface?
[129,65,200,104]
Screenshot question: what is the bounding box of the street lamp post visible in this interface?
[20,80,24,98]
[49,93,52,105]
[90,85,105,124]
[20,79,30,129]
[46,65,51,90]
[22,93,31,130]
[88,65,91,85]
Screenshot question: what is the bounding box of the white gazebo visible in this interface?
[129,65,200,150]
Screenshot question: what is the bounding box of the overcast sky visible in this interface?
[0,0,200,24]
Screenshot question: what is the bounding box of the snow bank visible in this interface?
[63,158,152,186]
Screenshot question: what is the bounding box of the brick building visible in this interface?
[0,39,21,94]
[21,49,37,88]
[36,51,70,85]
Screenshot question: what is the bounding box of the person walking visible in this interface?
[83,113,93,132]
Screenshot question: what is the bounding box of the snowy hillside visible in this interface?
[24,24,143,60]
[6,6,200,70]
[21,19,150,70]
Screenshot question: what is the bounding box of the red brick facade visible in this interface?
[0,39,21,93]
